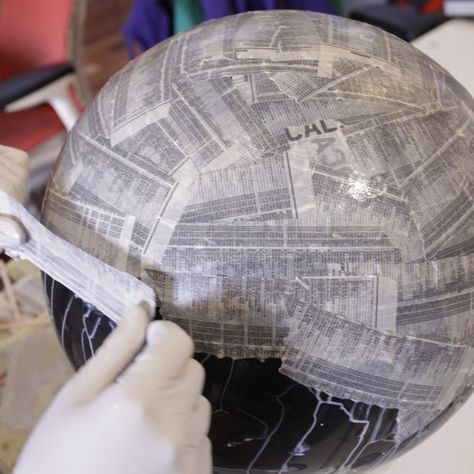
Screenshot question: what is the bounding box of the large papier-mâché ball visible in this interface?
[42,10,474,473]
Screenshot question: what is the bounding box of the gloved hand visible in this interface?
[0,145,29,249]
[13,304,212,474]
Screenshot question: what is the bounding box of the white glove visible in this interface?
[13,304,212,474]
[0,145,29,248]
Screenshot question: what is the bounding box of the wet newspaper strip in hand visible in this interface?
[0,190,156,324]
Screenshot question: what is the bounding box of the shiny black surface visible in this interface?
[43,273,468,473]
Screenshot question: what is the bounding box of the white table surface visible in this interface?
[412,19,474,96]
[369,395,474,474]
[371,19,474,474]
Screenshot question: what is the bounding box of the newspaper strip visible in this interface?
[0,190,156,323]
[281,305,474,411]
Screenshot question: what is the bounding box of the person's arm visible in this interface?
[14,304,212,474]
[0,145,29,248]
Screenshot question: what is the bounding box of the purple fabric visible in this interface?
[200,0,336,20]
[122,0,173,58]
[122,0,336,58]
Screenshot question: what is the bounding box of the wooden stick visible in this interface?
[0,316,50,332]
[0,260,21,323]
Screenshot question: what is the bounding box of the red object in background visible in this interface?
[0,0,79,151]
[398,0,444,13]
[421,0,443,14]
[0,106,63,150]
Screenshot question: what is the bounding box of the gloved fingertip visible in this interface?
[121,302,152,330]
[146,320,167,341]
[139,300,154,320]
[0,216,27,247]
[147,320,194,354]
